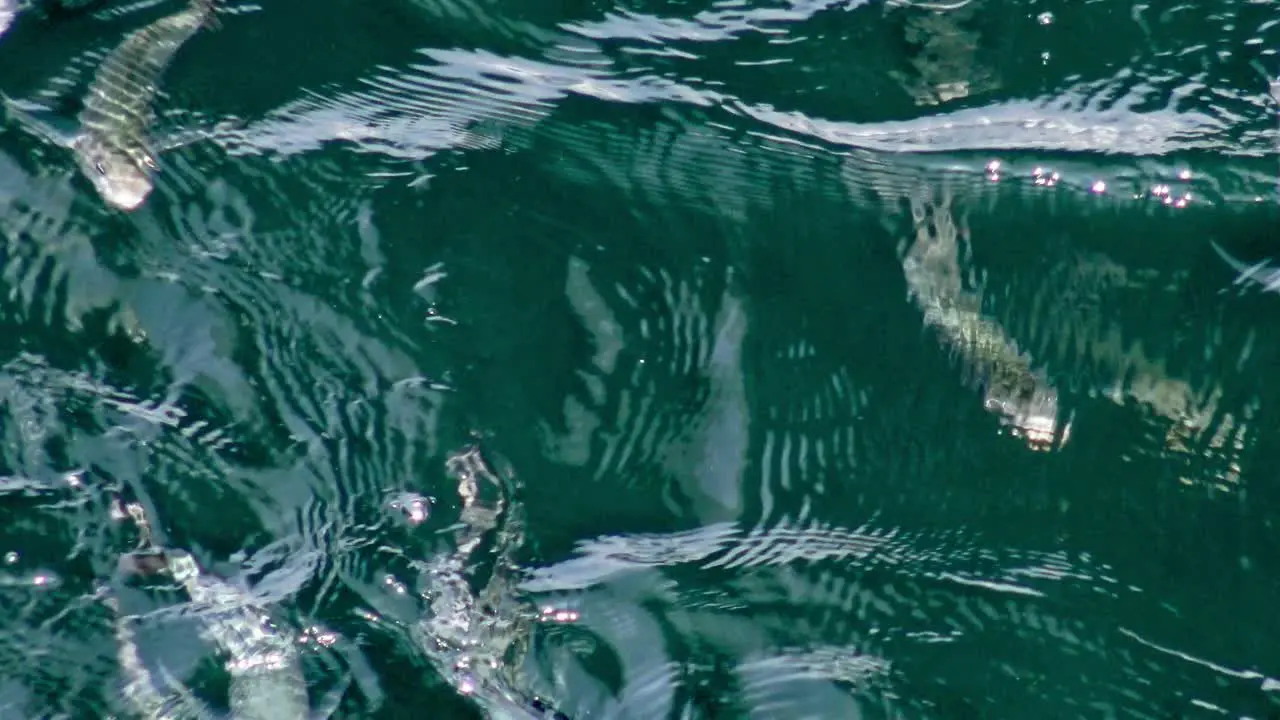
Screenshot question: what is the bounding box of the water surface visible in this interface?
[2,0,1280,717]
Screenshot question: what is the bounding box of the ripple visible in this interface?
[514,110,835,221]
[733,646,892,717]
[214,48,593,162]
[0,604,116,717]
[399,0,607,63]
[137,142,461,505]
[746,93,1247,156]
[507,109,871,532]
[540,247,758,527]
[522,518,1110,597]
[526,574,685,718]
[523,521,1122,716]
[0,152,115,332]
[563,0,849,46]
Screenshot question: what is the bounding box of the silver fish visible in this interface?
[155,549,313,720]
[111,493,343,720]
[73,0,218,209]
[901,191,1070,450]
[111,553,220,720]
[2,0,218,210]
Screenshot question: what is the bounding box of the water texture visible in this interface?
[1,0,1279,717]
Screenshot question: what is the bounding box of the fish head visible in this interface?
[983,381,1072,451]
[72,135,156,211]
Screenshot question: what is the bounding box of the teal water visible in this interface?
[2,0,1280,717]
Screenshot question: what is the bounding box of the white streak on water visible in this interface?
[0,0,16,39]
[1118,627,1279,688]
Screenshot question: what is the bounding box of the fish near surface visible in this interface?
[901,190,1070,450]
[2,0,219,210]
[151,548,316,720]
[117,548,321,720]
[110,552,221,720]
[73,0,220,210]
[110,494,344,720]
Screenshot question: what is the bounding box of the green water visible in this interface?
[2,0,1280,717]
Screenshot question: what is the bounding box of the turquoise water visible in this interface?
[1,0,1280,717]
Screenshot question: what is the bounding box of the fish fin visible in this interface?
[152,129,205,154]
[0,94,78,148]
[152,116,242,154]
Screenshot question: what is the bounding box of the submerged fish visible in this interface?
[2,0,219,210]
[147,548,314,720]
[108,492,348,720]
[901,191,1070,450]
[115,546,350,720]
[108,557,221,720]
